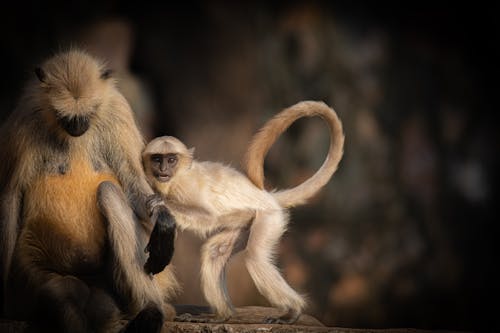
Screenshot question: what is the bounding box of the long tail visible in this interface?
[243,101,344,208]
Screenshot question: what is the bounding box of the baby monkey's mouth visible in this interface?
[155,173,171,182]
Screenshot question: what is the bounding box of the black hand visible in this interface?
[144,206,176,275]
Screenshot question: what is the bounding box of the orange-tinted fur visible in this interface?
[20,156,119,273]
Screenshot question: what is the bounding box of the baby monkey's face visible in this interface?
[150,153,178,182]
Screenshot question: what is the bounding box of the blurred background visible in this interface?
[0,1,497,331]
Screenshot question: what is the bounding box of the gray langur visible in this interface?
[0,50,178,333]
[142,101,344,324]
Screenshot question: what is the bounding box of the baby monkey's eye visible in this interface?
[167,155,177,165]
[151,154,162,163]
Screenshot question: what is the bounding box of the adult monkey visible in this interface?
[0,50,177,332]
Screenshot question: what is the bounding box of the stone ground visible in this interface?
[0,306,466,333]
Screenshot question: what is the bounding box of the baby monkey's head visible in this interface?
[143,136,195,187]
[33,49,115,137]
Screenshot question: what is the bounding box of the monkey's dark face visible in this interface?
[56,114,90,137]
[150,153,178,182]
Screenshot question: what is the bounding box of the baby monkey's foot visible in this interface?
[264,309,300,325]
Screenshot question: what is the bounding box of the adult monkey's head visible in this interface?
[33,50,114,137]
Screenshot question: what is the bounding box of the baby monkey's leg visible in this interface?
[176,227,250,323]
[245,210,306,324]
[172,209,253,323]
[200,229,241,322]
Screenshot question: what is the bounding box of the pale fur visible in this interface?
[143,101,343,323]
[244,100,345,207]
[0,50,177,331]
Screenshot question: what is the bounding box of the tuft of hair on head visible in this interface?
[144,136,195,159]
[32,49,116,119]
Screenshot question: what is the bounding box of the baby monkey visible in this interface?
[143,101,344,324]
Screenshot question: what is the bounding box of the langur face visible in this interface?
[150,153,178,182]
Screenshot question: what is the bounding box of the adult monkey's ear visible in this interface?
[100,68,113,80]
[35,67,46,83]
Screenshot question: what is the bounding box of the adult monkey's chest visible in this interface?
[21,156,120,273]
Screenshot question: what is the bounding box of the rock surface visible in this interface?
[0,306,466,333]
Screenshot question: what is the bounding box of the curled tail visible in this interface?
[243,101,344,208]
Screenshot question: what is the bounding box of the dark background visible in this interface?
[0,1,497,331]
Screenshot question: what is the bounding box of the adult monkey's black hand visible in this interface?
[144,196,176,275]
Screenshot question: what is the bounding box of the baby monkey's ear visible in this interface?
[35,67,46,83]
[187,147,196,169]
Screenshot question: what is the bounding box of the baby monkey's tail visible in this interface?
[243,101,345,208]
